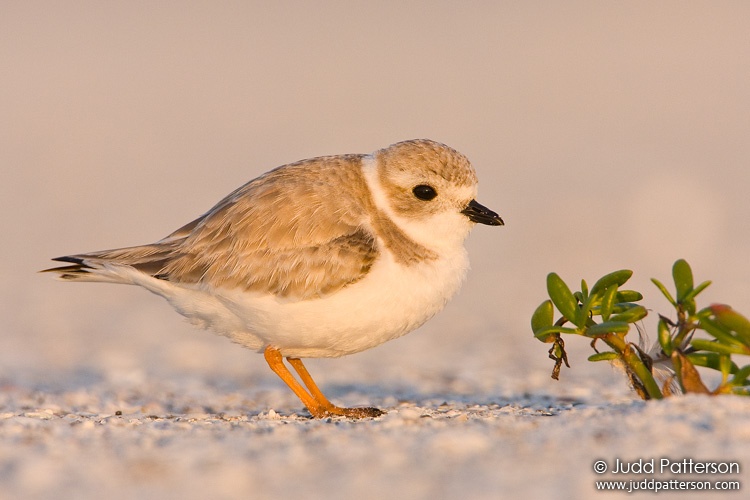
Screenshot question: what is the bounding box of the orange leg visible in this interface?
[263,346,384,419]
[263,346,325,416]
[286,357,384,418]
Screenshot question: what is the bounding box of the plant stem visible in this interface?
[672,307,693,347]
[602,333,664,400]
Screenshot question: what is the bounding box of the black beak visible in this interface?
[461,199,504,226]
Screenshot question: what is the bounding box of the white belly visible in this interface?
[137,247,470,358]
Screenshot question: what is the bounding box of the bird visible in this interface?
[43,139,504,418]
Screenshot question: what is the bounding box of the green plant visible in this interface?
[531,259,750,399]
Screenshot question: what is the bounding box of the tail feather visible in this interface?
[42,242,182,284]
[41,257,92,280]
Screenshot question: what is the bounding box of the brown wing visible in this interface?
[155,154,380,299]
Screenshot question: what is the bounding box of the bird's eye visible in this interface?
[412,185,437,201]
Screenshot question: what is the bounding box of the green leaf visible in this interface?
[684,299,698,316]
[658,317,673,356]
[580,279,589,300]
[599,285,618,322]
[683,280,712,303]
[672,259,694,303]
[579,293,597,328]
[731,365,750,385]
[583,321,630,337]
[546,273,581,327]
[590,269,633,296]
[709,304,750,345]
[610,305,648,324]
[533,325,579,342]
[651,278,676,306]
[690,339,750,356]
[686,352,738,373]
[591,302,643,318]
[698,315,747,347]
[588,352,620,362]
[719,355,733,379]
[615,290,643,303]
[531,300,554,334]
[610,302,641,314]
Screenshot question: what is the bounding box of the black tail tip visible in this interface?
[51,255,86,265]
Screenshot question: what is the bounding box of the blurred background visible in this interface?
[2,1,749,400]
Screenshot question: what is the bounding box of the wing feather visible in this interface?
[161,155,379,299]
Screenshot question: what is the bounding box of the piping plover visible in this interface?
[44,139,503,418]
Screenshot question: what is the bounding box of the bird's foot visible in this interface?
[313,405,385,419]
